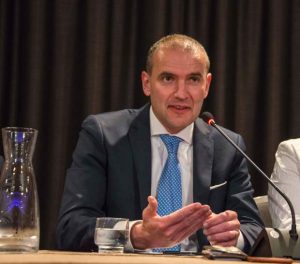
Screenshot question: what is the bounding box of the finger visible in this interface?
[141,203,211,248]
[142,196,158,220]
[204,210,237,228]
[173,210,212,243]
[207,230,240,244]
[210,239,238,247]
[204,219,240,236]
[163,203,210,227]
[158,206,212,244]
[148,196,158,211]
[154,217,204,246]
[176,207,212,233]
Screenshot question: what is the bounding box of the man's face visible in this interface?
[142,47,212,134]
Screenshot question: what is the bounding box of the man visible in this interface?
[56,34,263,253]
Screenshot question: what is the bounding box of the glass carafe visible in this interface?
[0,127,39,252]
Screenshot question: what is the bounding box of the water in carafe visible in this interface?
[0,127,40,252]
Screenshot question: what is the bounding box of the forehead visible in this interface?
[152,47,206,73]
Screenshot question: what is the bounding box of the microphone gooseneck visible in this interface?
[200,111,298,241]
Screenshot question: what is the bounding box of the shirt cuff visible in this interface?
[235,230,245,250]
[124,220,143,252]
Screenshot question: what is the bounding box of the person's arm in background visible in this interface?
[268,139,300,229]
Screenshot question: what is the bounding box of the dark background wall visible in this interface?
[1,0,300,249]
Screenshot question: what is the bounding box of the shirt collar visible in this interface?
[150,106,194,144]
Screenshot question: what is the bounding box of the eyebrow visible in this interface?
[158,71,203,78]
[158,71,175,77]
[188,72,203,77]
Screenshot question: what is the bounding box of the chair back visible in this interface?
[254,195,273,227]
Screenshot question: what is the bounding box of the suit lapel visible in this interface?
[127,110,214,212]
[193,118,214,205]
[128,105,152,211]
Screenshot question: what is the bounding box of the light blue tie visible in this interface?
[154,134,182,252]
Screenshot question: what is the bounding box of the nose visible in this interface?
[174,80,188,99]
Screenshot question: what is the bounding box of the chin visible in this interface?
[168,123,190,133]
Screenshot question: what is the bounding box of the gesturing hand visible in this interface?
[203,210,241,247]
[131,196,211,250]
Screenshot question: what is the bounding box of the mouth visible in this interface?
[168,104,190,113]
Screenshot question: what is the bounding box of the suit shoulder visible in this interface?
[216,126,245,147]
[88,109,139,126]
[81,105,149,137]
[197,117,241,142]
[81,109,138,135]
[208,123,245,149]
[212,125,240,139]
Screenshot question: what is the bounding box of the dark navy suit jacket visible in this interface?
[56,104,263,252]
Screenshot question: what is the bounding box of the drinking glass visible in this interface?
[94,217,129,253]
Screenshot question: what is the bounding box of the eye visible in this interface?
[188,75,201,83]
[161,74,175,83]
[190,76,200,82]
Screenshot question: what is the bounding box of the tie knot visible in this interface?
[160,135,182,154]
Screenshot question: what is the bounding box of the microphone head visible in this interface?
[201,112,215,125]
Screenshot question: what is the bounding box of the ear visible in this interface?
[203,73,212,98]
[141,71,151,96]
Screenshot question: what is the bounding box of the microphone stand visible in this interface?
[202,114,300,259]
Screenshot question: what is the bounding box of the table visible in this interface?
[0,251,297,264]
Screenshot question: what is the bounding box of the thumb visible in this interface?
[142,196,158,220]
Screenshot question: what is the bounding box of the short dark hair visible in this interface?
[146,34,210,74]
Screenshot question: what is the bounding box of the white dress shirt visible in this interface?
[149,107,197,251]
[150,107,194,210]
[268,138,300,229]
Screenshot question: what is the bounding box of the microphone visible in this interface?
[201,112,300,259]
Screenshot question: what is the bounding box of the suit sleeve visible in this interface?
[56,115,107,251]
[226,135,264,253]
